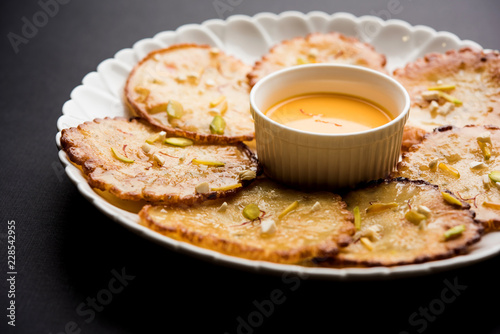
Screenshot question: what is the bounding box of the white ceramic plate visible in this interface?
[56,11,497,280]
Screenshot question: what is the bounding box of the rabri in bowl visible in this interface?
[250,64,410,189]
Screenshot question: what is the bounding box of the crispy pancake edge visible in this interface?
[329,178,483,267]
[60,117,261,205]
[395,47,500,149]
[125,43,254,144]
[395,125,500,231]
[247,32,387,87]
[138,186,355,264]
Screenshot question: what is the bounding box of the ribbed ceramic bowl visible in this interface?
[250,64,410,189]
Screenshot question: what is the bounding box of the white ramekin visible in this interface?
[250,64,410,189]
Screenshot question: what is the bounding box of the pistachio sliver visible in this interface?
[483,202,500,210]
[165,137,193,147]
[242,203,260,220]
[278,201,299,219]
[166,100,184,119]
[111,147,134,163]
[211,183,242,191]
[191,159,225,167]
[438,91,462,106]
[366,202,398,213]
[146,131,166,144]
[441,192,463,207]
[210,115,226,135]
[405,210,427,225]
[146,133,161,144]
[477,141,491,160]
[427,84,456,91]
[353,206,361,231]
[438,162,460,178]
[444,224,466,240]
[489,171,500,183]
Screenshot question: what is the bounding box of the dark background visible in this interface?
[2,0,500,333]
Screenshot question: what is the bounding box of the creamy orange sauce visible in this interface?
[266,93,393,134]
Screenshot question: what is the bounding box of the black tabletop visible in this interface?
[2,0,500,333]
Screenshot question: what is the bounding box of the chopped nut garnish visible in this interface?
[260,219,277,235]
[205,79,216,87]
[405,210,427,225]
[167,100,184,119]
[310,201,321,212]
[441,192,462,206]
[242,203,260,220]
[141,143,152,154]
[363,224,382,241]
[427,84,456,91]
[422,90,440,101]
[489,171,500,183]
[210,115,226,135]
[438,162,460,178]
[360,237,374,251]
[195,182,210,194]
[278,201,299,219]
[111,147,134,163]
[353,206,361,231]
[470,161,486,169]
[438,91,462,106]
[239,170,256,181]
[145,133,160,144]
[429,159,439,170]
[366,202,398,213]
[165,137,193,147]
[191,159,225,167]
[416,205,431,218]
[437,102,455,115]
[483,174,492,188]
[209,47,220,55]
[483,202,500,210]
[153,153,165,166]
[211,183,242,191]
[429,100,439,113]
[444,224,465,240]
[218,202,228,213]
[477,140,491,160]
[477,132,492,144]
[210,95,226,108]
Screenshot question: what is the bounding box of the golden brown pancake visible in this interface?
[330,178,482,267]
[139,178,355,264]
[125,44,254,144]
[247,32,387,86]
[60,117,259,204]
[393,125,500,231]
[394,47,500,150]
